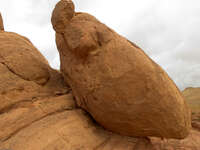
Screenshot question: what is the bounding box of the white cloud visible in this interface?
[0,0,200,90]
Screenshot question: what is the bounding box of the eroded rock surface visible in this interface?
[0,27,71,143]
[0,32,50,85]
[0,13,3,31]
[183,87,200,113]
[51,0,191,139]
[0,90,200,150]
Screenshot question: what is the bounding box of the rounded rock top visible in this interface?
[51,0,75,33]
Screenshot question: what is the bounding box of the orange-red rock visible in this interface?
[51,0,191,139]
[0,94,200,150]
[0,22,71,143]
[0,22,69,118]
[0,13,3,31]
[0,32,50,85]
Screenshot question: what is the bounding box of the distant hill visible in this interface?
[182,87,200,113]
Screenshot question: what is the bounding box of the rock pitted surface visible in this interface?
[51,0,191,139]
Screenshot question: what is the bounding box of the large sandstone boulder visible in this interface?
[51,0,191,139]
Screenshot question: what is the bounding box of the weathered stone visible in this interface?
[183,87,200,113]
[0,29,71,143]
[51,0,191,139]
[0,13,4,31]
[0,99,200,150]
[0,32,50,85]
[0,29,70,115]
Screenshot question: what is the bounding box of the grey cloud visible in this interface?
[121,0,200,90]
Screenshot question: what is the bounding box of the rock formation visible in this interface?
[183,87,200,132]
[0,32,50,85]
[183,87,200,113]
[51,0,191,139]
[0,12,200,150]
[0,13,4,31]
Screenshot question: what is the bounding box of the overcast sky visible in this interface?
[0,0,200,90]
